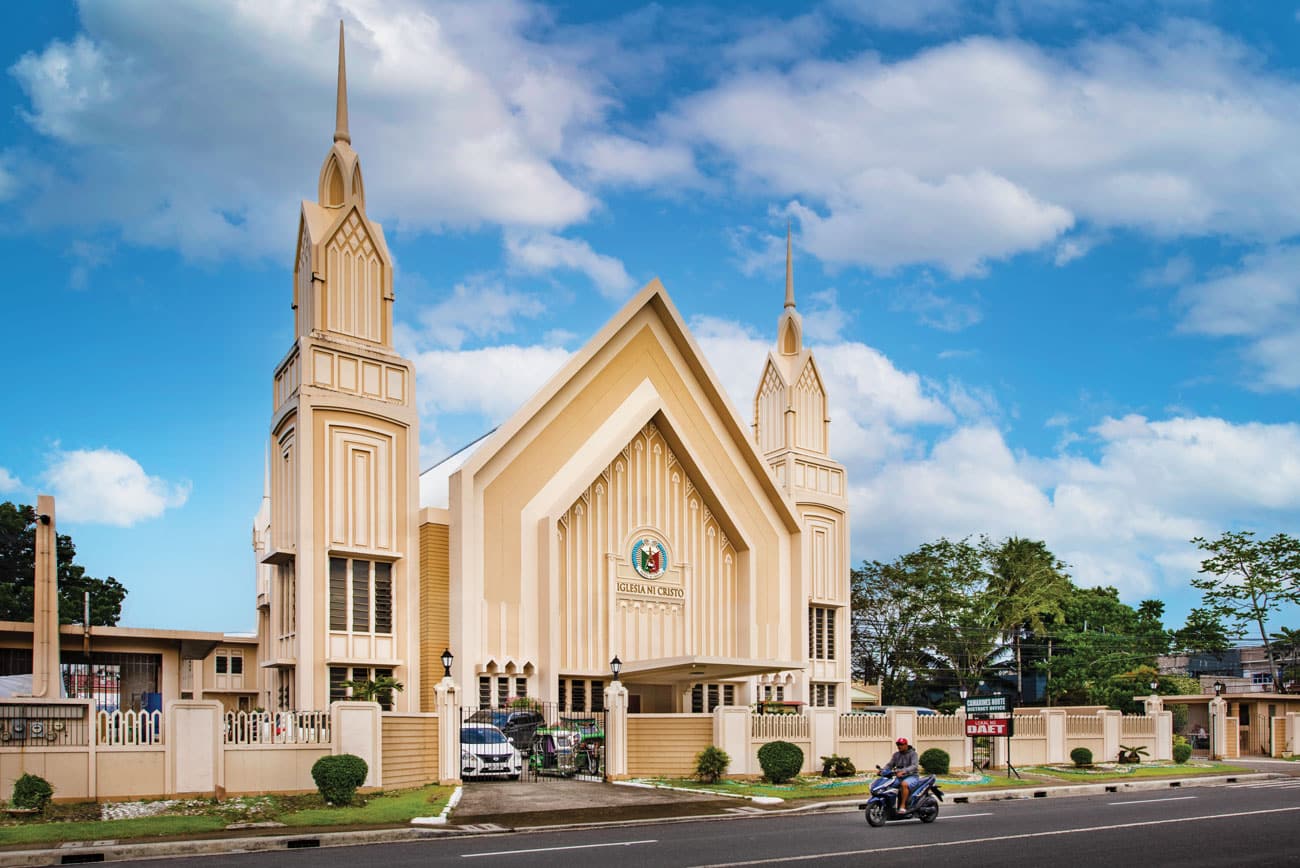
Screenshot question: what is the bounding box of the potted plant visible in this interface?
[1118,744,1149,764]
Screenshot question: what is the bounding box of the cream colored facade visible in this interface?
[252,24,850,716]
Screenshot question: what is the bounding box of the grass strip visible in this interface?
[279,785,452,826]
[0,814,227,846]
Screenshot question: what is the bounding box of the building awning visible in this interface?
[618,655,804,684]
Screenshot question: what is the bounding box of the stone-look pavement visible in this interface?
[453,779,741,827]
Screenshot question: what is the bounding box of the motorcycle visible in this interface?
[859,766,943,826]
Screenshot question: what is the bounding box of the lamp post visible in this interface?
[1150,680,1158,695]
[959,686,968,700]
[610,656,622,682]
[441,648,453,679]
[1213,680,1224,697]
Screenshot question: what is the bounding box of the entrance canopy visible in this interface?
[619,655,804,684]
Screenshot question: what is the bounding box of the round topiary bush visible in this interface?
[695,745,731,783]
[1070,747,1093,767]
[12,773,54,812]
[757,740,804,784]
[1172,742,1193,764]
[311,753,369,805]
[919,748,949,775]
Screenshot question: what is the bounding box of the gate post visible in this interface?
[809,708,838,775]
[956,708,973,770]
[603,681,629,779]
[1208,697,1227,760]
[1043,709,1067,764]
[1099,709,1121,765]
[1153,710,1173,761]
[714,705,751,775]
[332,701,382,787]
[435,677,462,785]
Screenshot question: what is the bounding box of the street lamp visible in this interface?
[959,686,968,700]
[1150,680,1158,694]
[1213,680,1224,697]
[441,648,454,679]
[610,655,622,681]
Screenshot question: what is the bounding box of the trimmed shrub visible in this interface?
[1173,742,1193,764]
[311,754,369,805]
[757,740,804,784]
[695,745,731,783]
[919,748,949,775]
[1070,747,1093,767]
[820,754,856,777]
[12,774,54,812]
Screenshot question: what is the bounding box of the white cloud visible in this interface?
[1176,245,1300,389]
[669,24,1300,273]
[410,280,546,349]
[505,231,635,299]
[44,448,190,526]
[574,135,699,187]
[9,0,603,259]
[0,468,21,493]
[409,344,571,420]
[893,286,984,332]
[830,0,964,32]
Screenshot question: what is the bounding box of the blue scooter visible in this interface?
[859,766,943,826]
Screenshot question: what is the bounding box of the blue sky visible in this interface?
[1,0,1298,637]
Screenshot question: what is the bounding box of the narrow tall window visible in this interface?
[724,684,735,706]
[374,561,392,634]
[591,680,604,712]
[707,684,720,713]
[215,653,228,675]
[572,680,587,713]
[497,677,509,707]
[691,683,704,713]
[558,678,567,711]
[230,651,243,675]
[515,676,527,698]
[329,558,348,630]
[329,667,348,703]
[352,559,370,631]
[809,606,836,660]
[479,676,491,707]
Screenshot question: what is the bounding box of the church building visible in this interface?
[252,25,851,717]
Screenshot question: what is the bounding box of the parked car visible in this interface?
[460,724,524,779]
[466,708,547,750]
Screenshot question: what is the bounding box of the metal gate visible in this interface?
[459,702,607,783]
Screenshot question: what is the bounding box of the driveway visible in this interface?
[453,779,744,828]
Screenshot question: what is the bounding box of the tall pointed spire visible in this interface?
[784,221,795,310]
[334,20,351,145]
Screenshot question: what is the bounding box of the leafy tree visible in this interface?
[1173,607,1233,656]
[852,539,977,703]
[1192,531,1300,689]
[1270,626,1300,686]
[1039,586,1159,707]
[984,537,1072,702]
[0,502,127,625]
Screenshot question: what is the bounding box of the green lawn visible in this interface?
[640,761,1250,802]
[0,785,454,848]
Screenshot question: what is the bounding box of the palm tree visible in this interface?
[1269,627,1300,691]
[341,675,405,707]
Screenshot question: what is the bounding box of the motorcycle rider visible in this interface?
[883,737,920,810]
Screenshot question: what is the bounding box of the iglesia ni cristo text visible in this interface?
[250,24,851,717]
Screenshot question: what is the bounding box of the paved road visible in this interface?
[125,778,1300,867]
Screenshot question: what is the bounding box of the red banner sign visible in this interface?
[965,718,1011,737]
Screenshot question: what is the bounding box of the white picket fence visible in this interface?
[223,710,332,745]
[96,709,163,746]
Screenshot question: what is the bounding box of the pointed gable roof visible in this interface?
[457,278,801,533]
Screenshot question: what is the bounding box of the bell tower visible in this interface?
[753,227,850,709]
[258,22,421,712]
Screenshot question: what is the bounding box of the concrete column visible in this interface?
[434,677,462,785]
[1209,697,1228,760]
[1153,710,1173,761]
[332,700,382,787]
[1099,709,1122,764]
[1286,713,1298,757]
[1043,709,1067,764]
[604,681,629,779]
[956,708,973,770]
[165,700,223,797]
[887,708,916,748]
[809,707,838,773]
[713,704,751,775]
[1144,693,1164,716]
[991,731,1007,769]
[31,495,61,699]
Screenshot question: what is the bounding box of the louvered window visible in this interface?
[329,666,348,703]
[572,680,587,712]
[810,606,836,660]
[329,558,348,630]
[515,677,527,698]
[374,561,392,634]
[479,676,491,707]
[352,560,370,631]
[591,680,604,712]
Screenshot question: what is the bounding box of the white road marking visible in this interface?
[1109,796,1198,806]
[940,812,994,819]
[690,806,1300,867]
[462,839,658,858]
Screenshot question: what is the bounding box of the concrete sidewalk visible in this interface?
[0,771,1279,867]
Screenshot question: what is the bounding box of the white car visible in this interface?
[460,724,523,779]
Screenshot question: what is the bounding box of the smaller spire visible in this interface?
[334,20,351,145]
[784,220,795,310]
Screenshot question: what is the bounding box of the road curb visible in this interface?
[0,773,1279,866]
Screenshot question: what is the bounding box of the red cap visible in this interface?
[896,738,909,747]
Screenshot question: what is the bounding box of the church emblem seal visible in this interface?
[631,536,669,580]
